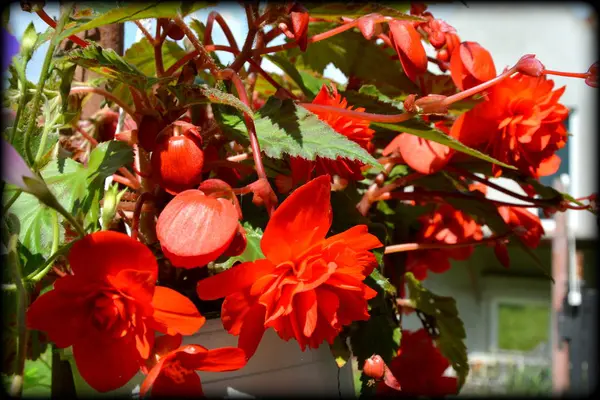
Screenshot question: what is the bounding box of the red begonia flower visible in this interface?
[377,329,458,396]
[498,206,544,249]
[406,203,482,280]
[197,175,383,359]
[388,20,428,82]
[26,231,205,392]
[450,41,496,91]
[156,186,240,268]
[450,74,568,178]
[277,85,375,192]
[140,334,247,397]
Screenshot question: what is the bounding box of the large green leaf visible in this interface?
[405,272,469,390]
[215,97,381,168]
[304,3,423,22]
[168,84,254,117]
[58,2,216,41]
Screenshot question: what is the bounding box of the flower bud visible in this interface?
[101,182,127,230]
[516,54,545,77]
[363,355,385,380]
[586,62,598,88]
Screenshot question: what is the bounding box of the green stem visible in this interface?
[25,242,73,283]
[7,234,28,397]
[22,4,74,165]
[8,86,28,144]
[3,190,23,214]
[33,112,59,167]
[51,210,59,254]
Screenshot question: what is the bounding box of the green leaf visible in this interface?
[304,3,423,22]
[168,84,254,117]
[372,120,518,170]
[64,43,169,91]
[20,22,38,61]
[212,222,265,272]
[58,1,217,41]
[330,335,352,368]
[265,54,316,98]
[405,272,469,389]
[124,37,188,78]
[369,268,396,296]
[215,97,381,168]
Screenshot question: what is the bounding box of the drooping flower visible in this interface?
[196,176,383,359]
[26,231,205,392]
[156,180,240,268]
[388,20,428,82]
[406,202,483,280]
[377,329,458,396]
[450,41,496,91]
[498,206,544,249]
[450,74,568,178]
[140,334,247,397]
[277,85,375,192]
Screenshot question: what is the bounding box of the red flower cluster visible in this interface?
[451,74,569,178]
[197,176,382,359]
[377,329,458,396]
[26,232,205,392]
[406,203,483,280]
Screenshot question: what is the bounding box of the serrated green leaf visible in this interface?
[372,120,518,170]
[216,97,381,168]
[58,2,217,41]
[168,84,254,117]
[405,272,469,389]
[20,22,38,61]
[304,3,423,22]
[265,54,316,98]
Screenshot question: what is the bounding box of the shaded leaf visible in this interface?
[405,272,469,389]
[265,54,316,98]
[215,97,381,168]
[168,84,254,117]
[330,335,352,368]
[124,37,188,78]
[304,3,423,22]
[370,268,396,296]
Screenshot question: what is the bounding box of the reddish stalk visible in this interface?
[173,17,220,75]
[131,192,154,242]
[384,233,509,255]
[36,9,89,48]
[112,174,141,190]
[228,153,251,162]
[164,45,236,76]
[427,55,450,71]
[154,20,165,77]
[543,69,588,79]
[134,20,155,44]
[441,67,518,107]
[204,11,241,54]
[383,190,539,208]
[70,87,138,123]
[357,173,423,216]
[246,58,298,100]
[300,103,416,124]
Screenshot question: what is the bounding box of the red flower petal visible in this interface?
[68,231,158,283]
[450,42,496,90]
[156,189,239,268]
[72,331,142,393]
[238,302,267,360]
[143,356,204,397]
[323,225,383,253]
[295,290,318,337]
[178,346,248,372]
[388,20,428,82]
[262,175,333,264]
[196,259,276,301]
[398,133,453,174]
[25,276,88,348]
[149,286,205,336]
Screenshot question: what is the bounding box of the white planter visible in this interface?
[70,318,355,398]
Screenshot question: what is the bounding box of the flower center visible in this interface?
[163,360,194,384]
[90,292,131,338]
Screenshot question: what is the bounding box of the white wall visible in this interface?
[428,3,598,239]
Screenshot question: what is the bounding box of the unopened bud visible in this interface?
[586,62,598,88]
[101,183,127,230]
[516,54,545,77]
[414,94,449,115]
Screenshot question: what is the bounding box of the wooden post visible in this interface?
[551,178,570,394]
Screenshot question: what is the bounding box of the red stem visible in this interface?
[204,11,241,54]
[543,69,588,79]
[299,103,416,124]
[442,67,518,107]
[36,9,89,48]
[246,58,298,100]
[131,192,154,242]
[384,233,509,255]
[154,20,165,77]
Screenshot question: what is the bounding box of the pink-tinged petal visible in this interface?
[295,290,318,337]
[26,276,89,348]
[262,175,333,264]
[149,286,205,336]
[238,303,267,360]
[68,231,158,283]
[178,346,247,372]
[72,331,141,393]
[196,259,276,301]
[156,190,239,268]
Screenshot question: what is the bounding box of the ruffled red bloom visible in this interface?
[388,20,428,82]
[197,176,382,359]
[156,183,240,268]
[26,231,205,392]
[450,41,496,91]
[140,334,246,397]
[277,85,375,192]
[498,206,544,249]
[377,329,458,396]
[406,203,483,280]
[451,74,568,178]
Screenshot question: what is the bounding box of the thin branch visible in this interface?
[384,233,509,255]
[36,9,88,48]
[134,20,155,44]
[204,11,241,54]
[70,87,138,123]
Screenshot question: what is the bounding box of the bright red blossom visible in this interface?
[278,85,375,192]
[377,329,458,396]
[388,20,428,82]
[197,176,383,359]
[451,74,568,178]
[450,41,496,91]
[26,231,205,392]
[498,206,544,249]
[406,203,483,280]
[140,334,246,397]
